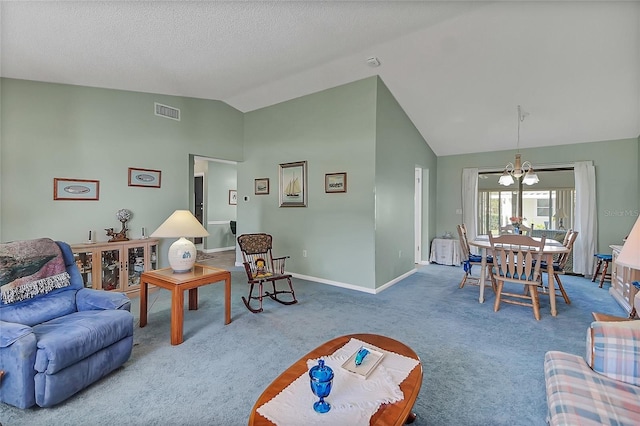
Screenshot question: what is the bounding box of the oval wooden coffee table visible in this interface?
[248,333,423,425]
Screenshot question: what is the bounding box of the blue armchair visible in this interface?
[0,238,134,408]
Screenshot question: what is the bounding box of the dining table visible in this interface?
[468,235,569,316]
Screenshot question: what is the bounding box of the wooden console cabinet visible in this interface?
[609,244,640,315]
[71,239,159,295]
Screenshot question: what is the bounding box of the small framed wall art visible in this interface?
[54,178,100,200]
[229,190,238,205]
[254,178,270,195]
[279,161,307,207]
[325,172,347,193]
[128,167,161,188]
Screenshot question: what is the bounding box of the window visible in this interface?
[537,198,550,217]
[478,169,575,235]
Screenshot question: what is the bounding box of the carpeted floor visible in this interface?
[0,263,626,425]
[196,250,217,261]
[196,250,237,270]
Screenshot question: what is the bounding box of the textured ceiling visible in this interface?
[1,1,639,156]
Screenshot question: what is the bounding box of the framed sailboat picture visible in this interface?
[279,161,307,207]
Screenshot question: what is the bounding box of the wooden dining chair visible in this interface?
[537,229,578,304]
[489,234,547,320]
[456,224,496,291]
[592,253,613,288]
[237,233,298,313]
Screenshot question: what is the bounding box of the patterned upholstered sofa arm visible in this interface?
[586,321,640,387]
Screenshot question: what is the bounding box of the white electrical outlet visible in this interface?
[455,209,462,215]
[302,250,307,257]
[398,250,402,258]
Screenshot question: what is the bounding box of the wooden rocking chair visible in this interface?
[237,233,298,313]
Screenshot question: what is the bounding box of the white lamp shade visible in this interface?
[498,172,514,186]
[150,210,209,273]
[522,171,539,185]
[150,210,210,238]
[553,208,566,219]
[617,216,640,270]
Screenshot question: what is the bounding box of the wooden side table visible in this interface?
[139,264,231,345]
[429,237,462,266]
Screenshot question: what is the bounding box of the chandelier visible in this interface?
[498,105,539,186]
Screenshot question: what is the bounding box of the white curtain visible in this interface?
[462,168,479,242]
[573,161,597,275]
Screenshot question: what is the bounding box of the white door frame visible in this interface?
[414,168,424,263]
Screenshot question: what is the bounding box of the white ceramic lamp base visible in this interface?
[167,237,196,273]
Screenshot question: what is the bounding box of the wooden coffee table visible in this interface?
[139,264,231,345]
[591,312,635,322]
[248,333,423,425]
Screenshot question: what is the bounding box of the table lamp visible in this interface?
[553,208,567,229]
[150,210,209,273]
[617,216,640,270]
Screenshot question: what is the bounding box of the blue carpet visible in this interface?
[0,264,624,425]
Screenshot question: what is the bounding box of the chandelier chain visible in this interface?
[498,105,538,186]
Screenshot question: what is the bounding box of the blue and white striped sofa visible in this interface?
[544,320,640,425]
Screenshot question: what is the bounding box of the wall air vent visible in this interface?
[154,102,181,121]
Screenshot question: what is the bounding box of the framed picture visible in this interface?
[254,178,270,195]
[325,172,347,193]
[128,167,161,188]
[279,161,307,207]
[54,178,100,201]
[229,190,237,205]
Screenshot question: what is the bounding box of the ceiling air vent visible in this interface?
[154,102,181,121]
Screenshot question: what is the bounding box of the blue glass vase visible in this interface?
[514,225,520,234]
[309,359,334,413]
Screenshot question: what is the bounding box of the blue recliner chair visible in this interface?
[0,238,134,408]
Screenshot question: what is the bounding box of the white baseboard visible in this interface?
[289,268,418,294]
[207,220,233,225]
[201,246,235,253]
[375,268,418,293]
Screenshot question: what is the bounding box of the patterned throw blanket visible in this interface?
[0,238,71,304]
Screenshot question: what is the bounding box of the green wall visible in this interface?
[2,76,636,289]
[241,78,379,289]
[240,77,436,290]
[206,160,237,250]
[436,138,639,253]
[0,79,3,241]
[374,78,437,286]
[0,78,244,265]
[1,76,432,290]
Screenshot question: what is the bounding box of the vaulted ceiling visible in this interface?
[2,1,639,156]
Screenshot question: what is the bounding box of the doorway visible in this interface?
[191,155,238,253]
[415,168,428,264]
[194,174,204,245]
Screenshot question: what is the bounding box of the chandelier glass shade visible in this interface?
[498,106,539,186]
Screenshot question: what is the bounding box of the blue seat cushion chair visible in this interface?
[0,238,133,409]
[464,254,495,275]
[461,255,495,290]
[592,253,613,288]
